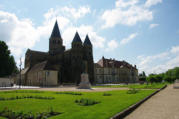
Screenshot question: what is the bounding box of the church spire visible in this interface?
[84,34,92,46]
[72,31,82,43]
[50,20,61,38]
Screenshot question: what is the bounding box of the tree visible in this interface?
[139,71,146,82]
[155,74,163,83]
[147,74,156,83]
[0,41,18,77]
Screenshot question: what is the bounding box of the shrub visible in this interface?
[75,98,100,106]
[0,107,61,119]
[56,92,82,95]
[127,88,139,94]
[2,90,44,94]
[0,96,55,101]
[103,93,112,96]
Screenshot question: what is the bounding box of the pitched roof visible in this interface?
[50,20,61,38]
[96,57,136,69]
[21,67,30,75]
[84,35,92,45]
[29,61,57,73]
[72,32,82,43]
[29,61,48,72]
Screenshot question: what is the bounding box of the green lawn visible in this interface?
[0,89,155,119]
[93,83,166,89]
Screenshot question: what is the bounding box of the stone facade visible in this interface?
[94,57,138,84]
[22,21,94,86]
[0,78,12,87]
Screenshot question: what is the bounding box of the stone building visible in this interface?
[0,78,13,87]
[94,57,138,84]
[20,20,94,86]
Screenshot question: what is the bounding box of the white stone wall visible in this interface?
[0,78,12,87]
[94,66,138,84]
[27,70,58,86]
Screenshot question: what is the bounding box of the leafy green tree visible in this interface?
[0,41,18,77]
[139,71,146,82]
[155,74,163,82]
[164,67,179,82]
[146,67,179,83]
[147,74,157,83]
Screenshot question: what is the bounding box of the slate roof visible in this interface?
[21,67,30,75]
[84,35,92,45]
[50,20,61,38]
[28,61,57,74]
[96,56,136,69]
[72,32,82,43]
[27,49,48,55]
[29,61,48,72]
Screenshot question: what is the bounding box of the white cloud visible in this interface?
[101,0,153,28]
[62,25,105,49]
[145,0,162,8]
[137,46,179,74]
[105,40,118,51]
[41,6,105,49]
[61,6,91,19]
[115,0,138,8]
[0,11,40,58]
[44,6,90,21]
[120,33,138,45]
[171,46,179,54]
[0,6,105,68]
[149,23,159,29]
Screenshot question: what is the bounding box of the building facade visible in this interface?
[94,57,138,84]
[0,78,13,87]
[21,20,94,86]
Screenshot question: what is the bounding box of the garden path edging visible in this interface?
[110,85,167,119]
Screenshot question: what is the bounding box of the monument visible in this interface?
[173,79,179,89]
[77,61,91,89]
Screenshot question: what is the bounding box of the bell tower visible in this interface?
[49,20,65,55]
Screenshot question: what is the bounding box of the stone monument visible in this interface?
[173,79,179,89]
[77,61,91,89]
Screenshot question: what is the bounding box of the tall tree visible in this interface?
[139,71,146,82]
[0,41,18,77]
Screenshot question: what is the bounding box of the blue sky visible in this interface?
[0,0,179,74]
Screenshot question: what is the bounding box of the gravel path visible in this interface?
[27,87,129,92]
[125,84,179,119]
[0,86,129,92]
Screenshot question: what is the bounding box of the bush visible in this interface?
[127,88,139,94]
[103,93,112,96]
[0,96,54,101]
[75,98,100,106]
[2,90,44,94]
[0,107,61,119]
[56,92,82,95]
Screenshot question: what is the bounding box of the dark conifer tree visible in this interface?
[0,41,18,77]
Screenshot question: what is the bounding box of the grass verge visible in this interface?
[93,83,166,89]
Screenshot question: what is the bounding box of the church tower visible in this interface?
[83,34,93,60]
[83,35,94,84]
[49,20,65,55]
[71,32,83,84]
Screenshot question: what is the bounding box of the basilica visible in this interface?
[21,21,94,86]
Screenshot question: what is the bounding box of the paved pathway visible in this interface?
[0,86,129,92]
[125,84,179,119]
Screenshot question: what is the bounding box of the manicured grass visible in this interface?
[93,83,166,89]
[0,89,155,119]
